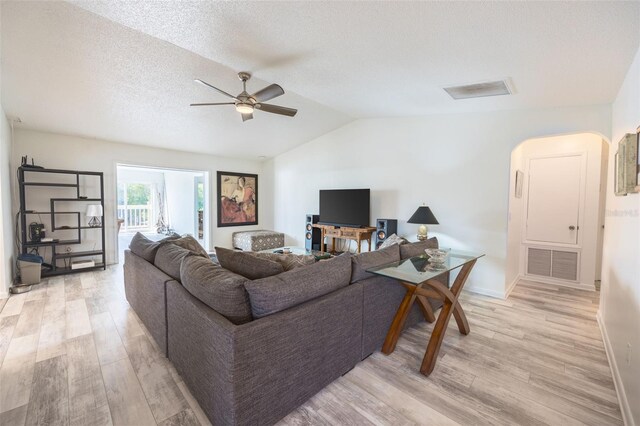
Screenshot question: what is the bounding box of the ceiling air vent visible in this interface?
[444,79,513,100]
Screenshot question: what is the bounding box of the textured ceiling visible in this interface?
[70,0,640,117]
[2,1,639,158]
[1,1,351,159]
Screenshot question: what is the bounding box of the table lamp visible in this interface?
[86,205,103,227]
[407,205,438,241]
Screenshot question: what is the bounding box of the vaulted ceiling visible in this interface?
[2,1,639,158]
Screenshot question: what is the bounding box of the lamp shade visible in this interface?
[407,206,438,225]
[86,205,103,217]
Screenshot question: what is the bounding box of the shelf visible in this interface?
[41,263,105,277]
[24,239,80,247]
[55,250,104,259]
[53,225,103,231]
[20,167,103,176]
[24,211,80,215]
[19,166,105,279]
[21,182,78,188]
[51,198,102,202]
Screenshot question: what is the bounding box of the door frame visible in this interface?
[114,162,210,263]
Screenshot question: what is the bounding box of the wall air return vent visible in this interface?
[444,79,513,100]
[526,247,578,282]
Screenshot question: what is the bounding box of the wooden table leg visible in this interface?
[420,260,476,375]
[382,285,418,354]
[368,235,372,251]
[357,238,361,253]
[416,295,436,323]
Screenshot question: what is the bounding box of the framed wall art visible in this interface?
[515,170,524,198]
[614,133,638,196]
[217,171,258,227]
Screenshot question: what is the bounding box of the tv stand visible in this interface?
[312,224,376,254]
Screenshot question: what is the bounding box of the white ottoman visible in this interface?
[232,230,285,252]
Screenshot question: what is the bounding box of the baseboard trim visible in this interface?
[597,310,633,426]
[505,275,521,299]
[523,274,596,292]
[0,290,8,299]
[465,285,506,300]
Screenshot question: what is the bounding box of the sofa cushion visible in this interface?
[154,243,192,281]
[180,255,253,324]
[244,254,352,318]
[351,244,400,283]
[249,252,317,271]
[129,232,180,263]
[215,247,284,280]
[170,235,209,258]
[399,237,439,260]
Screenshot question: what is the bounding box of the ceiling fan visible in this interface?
[191,72,297,122]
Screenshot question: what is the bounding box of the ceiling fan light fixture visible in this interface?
[235,103,254,114]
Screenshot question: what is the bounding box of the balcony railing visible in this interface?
[117,204,153,232]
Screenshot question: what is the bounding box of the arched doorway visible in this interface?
[505,132,609,294]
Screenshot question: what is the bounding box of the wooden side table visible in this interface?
[312,224,376,254]
[367,250,484,376]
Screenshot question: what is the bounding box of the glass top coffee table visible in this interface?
[367,249,484,376]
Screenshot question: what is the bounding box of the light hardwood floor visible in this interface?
[0,266,621,425]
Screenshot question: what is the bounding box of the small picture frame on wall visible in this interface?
[217,171,258,227]
[636,125,640,192]
[614,132,639,196]
[515,170,524,198]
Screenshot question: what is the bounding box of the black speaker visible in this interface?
[375,219,398,249]
[305,214,322,251]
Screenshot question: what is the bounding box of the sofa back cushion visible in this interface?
[215,247,284,280]
[399,237,439,260]
[244,254,352,319]
[180,255,253,324]
[170,235,209,258]
[154,243,192,281]
[129,232,180,263]
[351,244,400,283]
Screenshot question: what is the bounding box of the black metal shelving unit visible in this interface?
[18,166,106,277]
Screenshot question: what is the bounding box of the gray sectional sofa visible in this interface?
[123,234,445,426]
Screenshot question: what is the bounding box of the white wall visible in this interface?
[164,170,200,236]
[599,44,640,426]
[0,107,12,297]
[12,129,271,265]
[506,133,606,291]
[270,105,611,297]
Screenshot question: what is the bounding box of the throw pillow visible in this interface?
[180,255,252,324]
[129,232,180,263]
[215,247,284,280]
[169,235,209,257]
[244,254,352,318]
[379,233,409,249]
[154,243,193,281]
[351,244,400,283]
[399,237,439,260]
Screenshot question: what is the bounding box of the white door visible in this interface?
[526,155,582,244]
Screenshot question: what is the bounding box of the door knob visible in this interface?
[569,226,576,231]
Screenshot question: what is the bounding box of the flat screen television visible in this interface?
[319,189,370,228]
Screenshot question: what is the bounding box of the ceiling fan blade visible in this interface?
[194,79,238,100]
[256,103,297,117]
[241,112,253,122]
[251,84,284,103]
[190,102,235,106]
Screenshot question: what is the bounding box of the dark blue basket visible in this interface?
[18,254,44,264]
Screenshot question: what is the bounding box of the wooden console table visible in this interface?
[312,224,376,254]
